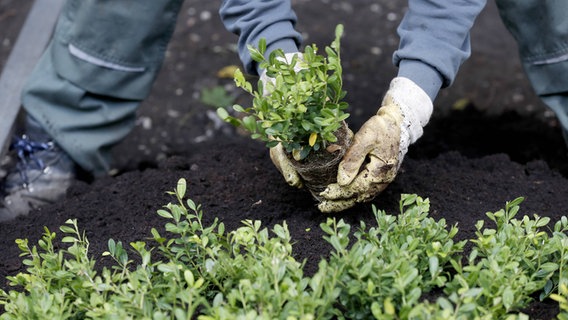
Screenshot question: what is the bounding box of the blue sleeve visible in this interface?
[219,0,302,75]
[394,0,487,100]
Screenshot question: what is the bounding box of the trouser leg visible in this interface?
[497,0,568,142]
[540,94,568,139]
[496,0,568,142]
[21,0,185,176]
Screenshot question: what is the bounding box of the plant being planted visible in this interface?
[218,24,351,197]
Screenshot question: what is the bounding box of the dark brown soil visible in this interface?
[2,1,568,319]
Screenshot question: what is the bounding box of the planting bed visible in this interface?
[2,1,568,318]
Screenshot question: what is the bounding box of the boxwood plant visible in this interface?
[1,178,568,319]
[217,24,350,161]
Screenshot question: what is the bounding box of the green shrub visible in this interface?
[217,24,350,161]
[1,178,567,319]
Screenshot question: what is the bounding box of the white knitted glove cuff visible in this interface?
[385,77,433,157]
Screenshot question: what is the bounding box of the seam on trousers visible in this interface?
[532,52,568,65]
[68,44,146,72]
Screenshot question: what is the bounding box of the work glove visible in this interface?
[318,77,433,212]
[263,52,305,188]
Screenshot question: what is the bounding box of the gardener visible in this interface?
[1,1,567,220]
[264,0,568,212]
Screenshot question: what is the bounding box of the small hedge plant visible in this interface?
[1,178,568,319]
[218,24,350,161]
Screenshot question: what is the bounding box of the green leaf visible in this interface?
[325,46,337,60]
[242,115,258,133]
[184,270,195,286]
[108,239,116,254]
[370,301,382,318]
[507,196,525,208]
[334,24,344,48]
[201,86,235,109]
[320,221,334,235]
[535,216,551,228]
[234,68,252,94]
[176,178,187,199]
[141,250,151,266]
[535,262,559,277]
[233,104,245,113]
[429,256,439,278]
[502,286,514,310]
[249,46,266,63]
[437,297,454,310]
[258,38,267,54]
[61,236,77,243]
[59,225,75,234]
[187,199,198,212]
[273,224,288,239]
[384,297,395,315]
[216,107,230,121]
[266,140,279,148]
[401,268,419,288]
[157,209,173,219]
[462,287,483,298]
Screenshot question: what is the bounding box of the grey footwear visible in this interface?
[0,117,78,221]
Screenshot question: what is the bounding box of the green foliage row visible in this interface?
[217,24,350,161]
[2,178,568,319]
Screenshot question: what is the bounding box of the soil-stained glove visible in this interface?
[318,77,433,212]
[263,52,305,189]
[269,143,303,188]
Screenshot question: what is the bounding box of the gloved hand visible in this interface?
[262,52,305,189]
[318,77,433,212]
[269,143,303,188]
